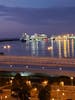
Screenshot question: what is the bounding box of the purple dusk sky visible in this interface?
[0,0,75,38]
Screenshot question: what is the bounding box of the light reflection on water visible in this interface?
[0,39,75,58]
[0,39,75,76]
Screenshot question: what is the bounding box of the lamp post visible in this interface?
[56,89,60,100]
[62,92,65,100]
[60,81,64,87]
[70,77,74,86]
[42,80,48,87]
[60,81,64,91]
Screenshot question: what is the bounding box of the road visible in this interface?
[0,55,75,67]
[0,56,75,76]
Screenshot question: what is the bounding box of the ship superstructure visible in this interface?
[20,33,30,42]
[20,33,48,42]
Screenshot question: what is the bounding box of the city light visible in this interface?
[48,46,53,50]
[26,80,31,86]
[70,76,74,86]
[62,92,65,96]
[42,80,48,87]
[51,98,55,100]
[3,45,11,49]
[5,96,8,99]
[60,81,64,87]
[56,88,60,92]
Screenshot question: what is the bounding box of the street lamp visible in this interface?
[62,92,65,100]
[56,89,60,100]
[51,98,55,100]
[42,80,48,87]
[62,92,65,96]
[60,81,64,87]
[5,96,8,99]
[70,77,74,86]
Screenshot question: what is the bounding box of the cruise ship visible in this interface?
[20,33,48,42]
[20,33,30,42]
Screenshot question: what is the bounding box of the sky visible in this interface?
[0,0,75,38]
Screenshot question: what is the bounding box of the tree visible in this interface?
[11,73,31,100]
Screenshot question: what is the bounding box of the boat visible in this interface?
[20,33,48,42]
[20,33,30,42]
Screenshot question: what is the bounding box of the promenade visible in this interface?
[0,55,75,67]
[0,56,75,76]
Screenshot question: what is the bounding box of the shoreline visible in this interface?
[0,38,20,42]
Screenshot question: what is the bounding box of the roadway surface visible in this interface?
[0,55,75,67]
[0,55,75,76]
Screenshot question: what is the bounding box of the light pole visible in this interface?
[59,81,65,100]
[70,77,74,86]
[60,81,64,91]
[62,92,65,100]
[56,88,60,100]
[42,80,48,87]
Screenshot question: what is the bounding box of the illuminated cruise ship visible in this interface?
[20,33,30,42]
[20,33,48,42]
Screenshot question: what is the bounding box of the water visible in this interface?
[0,39,75,58]
[0,39,75,76]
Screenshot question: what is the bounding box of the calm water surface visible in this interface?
[0,39,75,58]
[0,39,75,75]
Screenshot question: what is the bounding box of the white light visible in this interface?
[11,77,14,80]
[33,88,37,91]
[20,72,32,76]
[56,89,60,92]
[42,80,48,86]
[3,45,7,49]
[62,92,65,96]
[70,76,74,80]
[26,80,31,86]
[10,80,13,84]
[59,67,62,71]
[52,98,55,100]
[7,45,11,48]
[26,65,29,69]
[10,65,13,67]
[60,81,64,86]
[48,46,53,50]
[3,45,11,49]
[5,96,8,99]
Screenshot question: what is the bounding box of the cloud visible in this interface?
[0,5,75,35]
[0,5,75,25]
[1,0,75,8]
